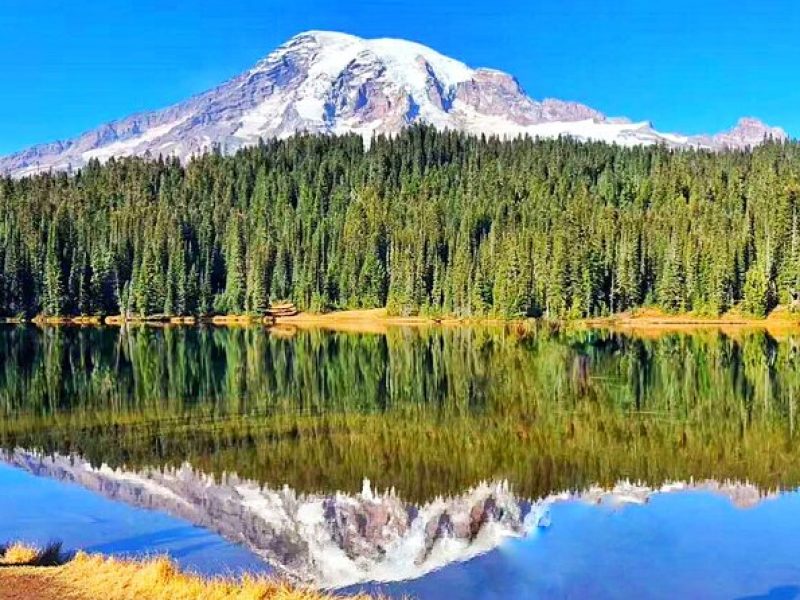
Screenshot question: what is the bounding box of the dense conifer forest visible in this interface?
[1,126,798,319]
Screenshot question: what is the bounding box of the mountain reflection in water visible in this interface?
[3,448,782,589]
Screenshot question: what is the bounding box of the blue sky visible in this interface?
[1,0,798,154]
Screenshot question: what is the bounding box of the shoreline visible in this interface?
[582,307,800,337]
[0,543,371,600]
[8,308,487,334]
[3,306,800,336]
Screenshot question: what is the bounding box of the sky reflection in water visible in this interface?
[355,491,800,600]
[0,463,268,576]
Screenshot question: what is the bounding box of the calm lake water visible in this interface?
[2,323,800,597]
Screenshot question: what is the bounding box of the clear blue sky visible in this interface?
[1,0,798,154]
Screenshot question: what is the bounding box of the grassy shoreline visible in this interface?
[0,543,372,600]
[4,305,800,335]
[9,308,495,332]
[581,306,800,337]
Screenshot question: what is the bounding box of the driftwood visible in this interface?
[266,302,298,317]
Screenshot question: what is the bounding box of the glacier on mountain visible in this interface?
[0,30,788,178]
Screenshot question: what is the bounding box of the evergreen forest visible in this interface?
[2,126,799,319]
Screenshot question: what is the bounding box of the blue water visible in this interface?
[356,492,800,600]
[0,464,268,576]
[6,460,800,599]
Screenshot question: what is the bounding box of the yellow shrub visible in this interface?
[1,543,39,565]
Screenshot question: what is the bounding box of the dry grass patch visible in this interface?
[1,541,65,566]
[1,542,39,565]
[1,543,376,600]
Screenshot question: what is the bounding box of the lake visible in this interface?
[2,323,800,598]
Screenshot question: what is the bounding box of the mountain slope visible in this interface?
[0,31,789,177]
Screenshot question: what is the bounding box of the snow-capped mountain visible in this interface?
[0,30,789,177]
[4,449,777,587]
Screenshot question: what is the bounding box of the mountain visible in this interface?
[0,31,789,177]
[5,449,773,587]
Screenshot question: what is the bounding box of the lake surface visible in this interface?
[0,462,268,576]
[2,323,800,597]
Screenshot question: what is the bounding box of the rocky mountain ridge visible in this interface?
[0,31,788,178]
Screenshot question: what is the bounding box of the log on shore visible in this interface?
[266,302,299,317]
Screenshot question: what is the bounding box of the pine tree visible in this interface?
[42,226,65,316]
[219,215,246,313]
[743,263,770,317]
[0,127,798,320]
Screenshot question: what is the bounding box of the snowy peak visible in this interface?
[0,31,791,177]
[273,30,477,87]
[713,117,788,147]
[246,29,534,137]
[685,117,787,151]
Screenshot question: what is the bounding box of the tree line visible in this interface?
[1,125,799,319]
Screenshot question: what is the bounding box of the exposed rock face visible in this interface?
[692,117,788,149]
[1,449,781,587]
[0,31,789,178]
[453,70,536,122]
[537,98,606,123]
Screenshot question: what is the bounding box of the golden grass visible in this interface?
[274,308,471,334]
[581,304,800,339]
[1,542,40,565]
[0,544,375,600]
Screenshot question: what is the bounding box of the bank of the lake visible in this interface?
[582,306,800,338]
[15,308,504,334]
[12,305,800,338]
[0,544,373,600]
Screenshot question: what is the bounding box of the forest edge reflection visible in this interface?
[1,323,800,502]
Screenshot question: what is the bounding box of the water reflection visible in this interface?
[4,324,800,592]
[354,490,800,600]
[4,448,783,590]
[2,324,800,500]
[0,462,266,576]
